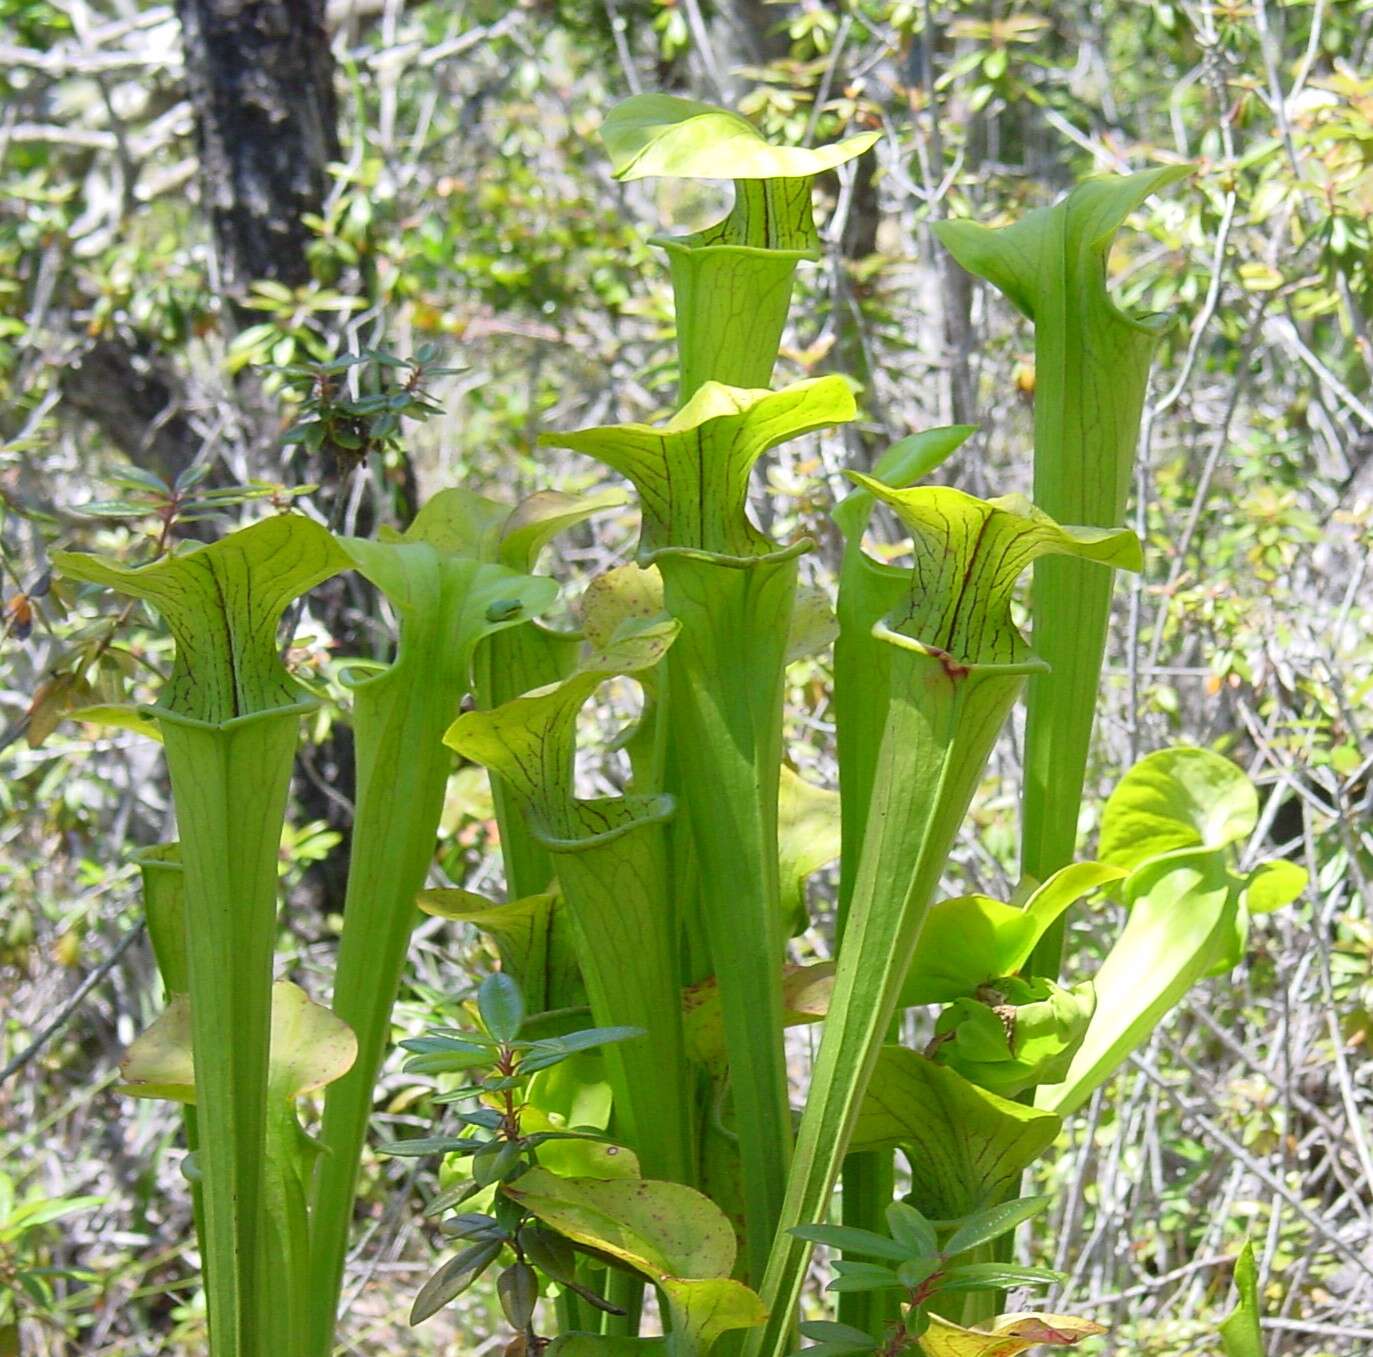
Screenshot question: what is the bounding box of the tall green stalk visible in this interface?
[448,617,694,1184]
[543,377,857,1281]
[120,981,358,1357]
[747,482,1141,1357]
[588,98,876,1282]
[829,426,973,1335]
[56,516,346,1357]
[933,167,1189,978]
[307,492,558,1356]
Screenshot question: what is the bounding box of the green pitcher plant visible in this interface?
[445,611,693,1185]
[932,164,1193,979]
[307,490,564,1355]
[56,515,346,1357]
[543,376,856,1281]
[601,94,877,399]
[746,484,1142,1357]
[48,95,1282,1357]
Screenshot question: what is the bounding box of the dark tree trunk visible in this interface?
[175,0,340,292]
[61,338,199,485]
[173,1,359,916]
[727,0,791,63]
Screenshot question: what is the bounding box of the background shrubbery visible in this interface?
[1,2,1370,1353]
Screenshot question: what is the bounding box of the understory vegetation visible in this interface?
[1,3,1371,1356]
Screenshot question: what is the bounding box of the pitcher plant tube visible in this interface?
[544,376,857,1281]
[307,491,560,1355]
[934,166,1191,978]
[56,514,346,1357]
[748,482,1141,1357]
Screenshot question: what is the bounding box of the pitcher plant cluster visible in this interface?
[55,96,1301,1357]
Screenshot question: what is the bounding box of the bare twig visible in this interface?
[0,922,146,1086]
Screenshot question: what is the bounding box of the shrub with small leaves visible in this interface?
[791,1197,1060,1354]
[277,343,460,474]
[381,972,644,1338]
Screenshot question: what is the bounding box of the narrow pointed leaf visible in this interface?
[943,1196,1051,1257]
[937,1264,1062,1292]
[789,1225,910,1263]
[800,1321,878,1349]
[410,1240,503,1324]
[478,973,525,1043]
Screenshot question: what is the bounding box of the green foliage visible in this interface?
[13,16,1369,1354]
[602,95,876,397]
[309,486,561,1350]
[277,345,459,470]
[1219,1242,1267,1357]
[929,975,1096,1098]
[900,864,1124,1007]
[40,92,1255,1357]
[381,970,650,1338]
[0,1180,101,1338]
[1041,749,1305,1117]
[935,166,1191,976]
[850,1050,1061,1223]
[751,474,1143,1357]
[791,1195,1058,1349]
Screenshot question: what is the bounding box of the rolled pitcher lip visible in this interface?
[131,841,183,871]
[529,791,676,855]
[638,534,814,573]
[144,693,321,734]
[649,232,818,264]
[871,618,1051,678]
[337,621,583,696]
